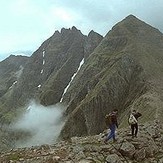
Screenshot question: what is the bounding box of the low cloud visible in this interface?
[12,100,65,148]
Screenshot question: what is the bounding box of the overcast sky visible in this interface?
[0,0,163,61]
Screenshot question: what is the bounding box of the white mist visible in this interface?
[13,100,65,148]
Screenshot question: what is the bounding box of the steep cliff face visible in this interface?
[59,15,163,139]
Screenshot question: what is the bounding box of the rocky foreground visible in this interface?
[0,121,163,163]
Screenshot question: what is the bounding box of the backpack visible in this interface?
[128,114,138,125]
[105,114,112,126]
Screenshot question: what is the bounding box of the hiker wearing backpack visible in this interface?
[128,110,142,138]
[104,109,118,143]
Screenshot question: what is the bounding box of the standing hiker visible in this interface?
[104,109,118,143]
[128,110,142,138]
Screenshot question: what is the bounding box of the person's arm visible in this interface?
[116,120,118,128]
[136,112,142,118]
[134,112,142,119]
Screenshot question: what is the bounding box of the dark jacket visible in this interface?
[105,111,118,128]
[133,112,142,120]
[110,112,118,127]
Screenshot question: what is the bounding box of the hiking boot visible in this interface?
[113,139,117,143]
[113,137,117,142]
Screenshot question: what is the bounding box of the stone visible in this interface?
[119,141,135,159]
[134,148,146,162]
[106,154,122,163]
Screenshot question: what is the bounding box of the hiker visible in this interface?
[104,109,118,143]
[128,110,142,138]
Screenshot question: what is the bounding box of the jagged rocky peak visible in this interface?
[60,26,81,35]
[87,30,103,42]
[88,30,101,37]
[52,30,60,37]
[71,26,78,31]
[84,30,103,59]
[48,26,84,45]
[61,27,69,34]
[51,26,81,39]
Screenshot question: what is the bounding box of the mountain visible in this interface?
[59,15,163,139]
[0,27,103,124]
[0,14,163,153]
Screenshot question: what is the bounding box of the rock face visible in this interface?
[59,15,163,139]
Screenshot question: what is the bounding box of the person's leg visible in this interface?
[106,124,116,141]
[134,123,138,137]
[131,124,134,138]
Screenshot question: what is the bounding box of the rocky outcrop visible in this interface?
[0,121,162,162]
[60,15,163,139]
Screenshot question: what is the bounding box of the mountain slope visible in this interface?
[0,55,29,98]
[59,15,163,139]
[0,55,29,122]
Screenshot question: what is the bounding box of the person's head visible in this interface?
[113,109,118,114]
[132,109,136,114]
[105,114,109,118]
